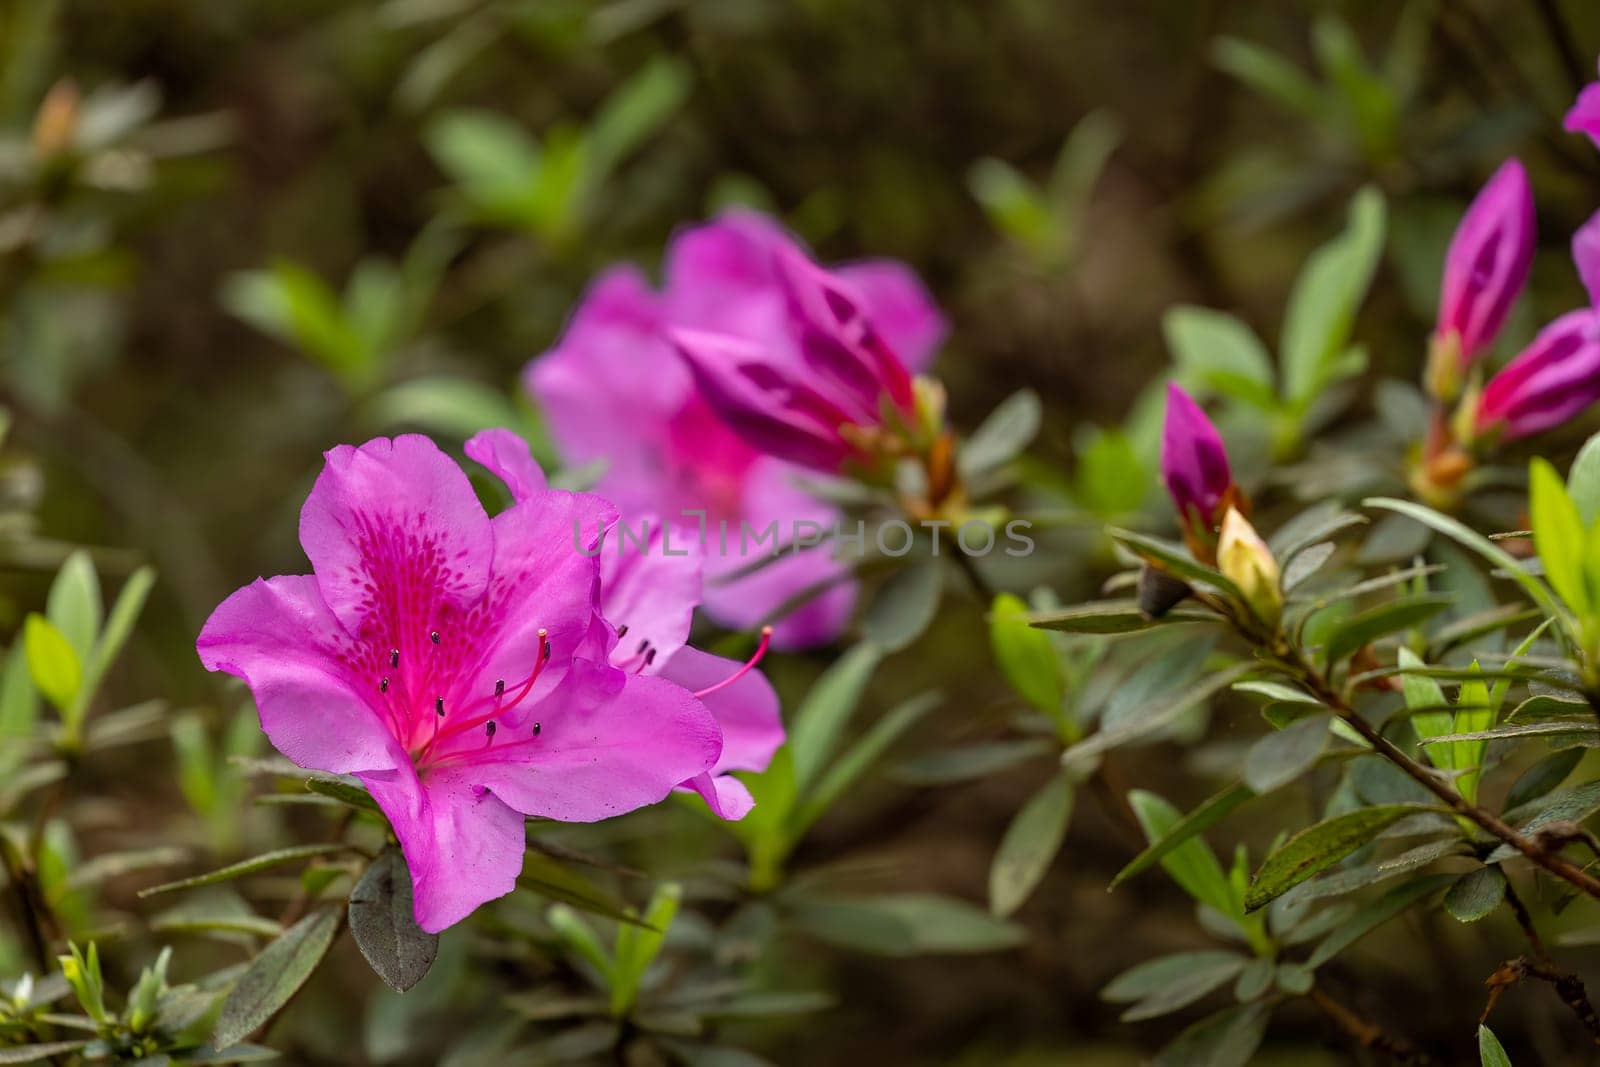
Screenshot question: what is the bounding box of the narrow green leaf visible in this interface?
[46,551,101,664]
[1479,1024,1513,1067]
[1027,599,1215,634]
[1129,790,1235,917]
[989,593,1065,718]
[792,691,940,834]
[1399,646,1453,769]
[861,561,942,653]
[23,614,80,712]
[1444,866,1506,923]
[959,389,1042,477]
[1242,716,1329,795]
[1321,595,1452,666]
[1280,186,1385,406]
[1104,951,1247,1022]
[1569,431,1600,526]
[1305,872,1452,969]
[348,848,438,993]
[520,852,639,925]
[1152,1002,1271,1067]
[1163,305,1276,409]
[0,1041,90,1064]
[989,772,1074,917]
[1504,749,1585,811]
[1112,782,1255,889]
[1530,458,1590,618]
[1063,663,1251,766]
[788,643,883,793]
[1245,805,1426,911]
[790,894,1024,957]
[611,882,680,1015]
[213,907,341,1049]
[140,844,351,897]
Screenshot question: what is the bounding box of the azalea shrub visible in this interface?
[12,3,1600,1066]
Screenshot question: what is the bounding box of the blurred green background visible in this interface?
[6,0,1600,1062]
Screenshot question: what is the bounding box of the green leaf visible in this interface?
[791,690,940,834]
[1362,498,1566,626]
[348,848,438,993]
[1072,426,1148,517]
[213,907,341,1049]
[140,844,351,897]
[1444,866,1506,923]
[0,1042,90,1064]
[1242,716,1329,795]
[1479,1024,1513,1067]
[1108,528,1247,602]
[1153,1002,1271,1067]
[23,614,80,712]
[1111,783,1255,889]
[1027,599,1215,634]
[1305,873,1452,969]
[788,643,883,793]
[1279,186,1385,407]
[425,109,540,198]
[611,882,680,1015]
[365,377,530,441]
[520,852,638,924]
[1212,37,1328,121]
[0,643,39,775]
[861,561,942,653]
[789,894,1024,957]
[1504,749,1585,811]
[959,389,1042,477]
[1164,305,1276,410]
[892,739,1053,786]
[84,565,155,697]
[1569,431,1600,527]
[989,593,1065,719]
[584,56,690,186]
[988,771,1074,917]
[1399,646,1453,769]
[1321,595,1452,666]
[1103,950,1247,1022]
[1245,805,1426,910]
[967,159,1052,251]
[1128,790,1234,917]
[1530,458,1590,619]
[1063,663,1251,767]
[46,551,101,663]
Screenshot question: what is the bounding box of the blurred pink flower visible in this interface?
[1160,383,1234,537]
[1433,159,1535,368]
[1475,309,1600,442]
[526,211,944,649]
[1572,209,1600,308]
[1564,56,1600,149]
[197,435,723,932]
[466,429,784,821]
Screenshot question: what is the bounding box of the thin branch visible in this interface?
[1308,983,1433,1065]
[1482,956,1600,1047]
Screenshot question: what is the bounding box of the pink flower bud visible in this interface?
[1474,309,1600,443]
[1433,159,1535,369]
[1160,383,1233,533]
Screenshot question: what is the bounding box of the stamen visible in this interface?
[485,720,497,743]
[430,631,441,645]
[495,679,505,697]
[435,697,445,717]
[694,627,773,699]
[616,624,630,639]
[380,677,389,693]
[425,629,551,751]
[390,648,400,668]
[532,722,542,736]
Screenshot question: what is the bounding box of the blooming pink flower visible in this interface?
[1474,309,1600,443]
[1433,159,1535,369]
[1565,57,1600,149]
[1160,383,1234,536]
[197,435,724,932]
[526,211,944,649]
[1573,209,1600,308]
[466,429,784,820]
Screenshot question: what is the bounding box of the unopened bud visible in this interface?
[32,80,80,160]
[1217,507,1281,628]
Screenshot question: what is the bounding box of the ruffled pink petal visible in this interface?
[359,760,528,933]
[1565,82,1600,149]
[600,524,703,670]
[197,575,403,776]
[465,429,547,502]
[682,772,755,820]
[456,671,722,822]
[663,212,796,356]
[834,260,947,373]
[298,435,493,639]
[657,646,783,774]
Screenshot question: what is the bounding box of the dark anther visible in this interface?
[495,679,506,697]
[541,642,552,663]
[616,624,629,638]
[390,649,400,668]
[637,637,650,653]
[643,647,657,667]
[485,720,497,738]
[380,677,389,693]
[532,722,542,737]
[430,631,440,645]
[435,697,445,717]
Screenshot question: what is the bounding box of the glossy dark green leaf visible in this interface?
[1028,599,1215,634]
[349,848,438,993]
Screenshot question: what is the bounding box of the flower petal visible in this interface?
[600,524,703,670]
[682,772,755,820]
[299,435,494,639]
[1565,82,1600,150]
[197,574,403,775]
[460,671,722,822]
[359,760,528,933]
[465,429,547,503]
[1574,209,1600,309]
[834,260,947,373]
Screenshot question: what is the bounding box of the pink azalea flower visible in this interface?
[1564,56,1600,150]
[1474,309,1600,443]
[1160,383,1234,536]
[526,211,945,649]
[465,429,784,820]
[1433,159,1535,369]
[1573,209,1600,308]
[197,435,724,933]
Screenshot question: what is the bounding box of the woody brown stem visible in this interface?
[1482,956,1600,1046]
[1308,983,1432,1064]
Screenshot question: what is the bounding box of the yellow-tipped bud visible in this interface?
[1218,506,1282,628]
